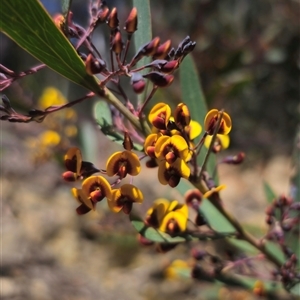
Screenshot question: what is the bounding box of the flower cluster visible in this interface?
[144,102,233,189]
[63,139,143,215]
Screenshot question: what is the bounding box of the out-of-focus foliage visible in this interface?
[150,0,299,157]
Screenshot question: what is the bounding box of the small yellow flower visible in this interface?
[106,150,141,178]
[148,102,171,130]
[39,130,61,147]
[155,135,190,164]
[108,184,143,214]
[158,158,190,187]
[145,198,171,227]
[204,134,230,152]
[159,202,189,234]
[204,109,232,135]
[81,175,112,205]
[71,188,92,215]
[173,103,191,129]
[144,133,162,158]
[145,199,189,234]
[38,87,67,109]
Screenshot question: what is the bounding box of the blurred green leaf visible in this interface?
[132,0,152,69]
[263,181,277,204]
[176,180,235,233]
[264,241,285,265]
[94,101,143,151]
[179,55,216,178]
[0,0,101,93]
[61,0,72,15]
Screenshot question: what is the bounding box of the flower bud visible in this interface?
[85,54,106,75]
[159,60,179,73]
[143,72,174,87]
[168,175,181,188]
[62,171,77,182]
[124,7,138,34]
[107,7,119,29]
[165,152,176,164]
[185,189,202,208]
[123,131,133,151]
[222,152,245,165]
[130,72,145,94]
[153,40,172,59]
[111,31,123,54]
[96,5,110,23]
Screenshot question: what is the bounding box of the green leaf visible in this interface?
[263,181,277,204]
[179,55,217,178]
[132,0,152,70]
[0,0,101,93]
[61,0,72,16]
[176,180,236,233]
[264,241,285,265]
[94,101,143,151]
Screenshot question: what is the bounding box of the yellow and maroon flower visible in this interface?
[71,188,92,215]
[62,147,99,181]
[204,134,230,153]
[148,103,171,130]
[106,150,141,179]
[108,184,143,214]
[82,175,112,205]
[144,132,162,158]
[159,201,188,234]
[173,103,191,129]
[204,109,232,135]
[145,199,189,234]
[145,198,171,227]
[158,158,190,187]
[155,135,190,164]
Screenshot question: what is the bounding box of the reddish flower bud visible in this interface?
[153,40,172,59]
[185,189,202,208]
[123,131,133,151]
[265,204,275,216]
[159,60,179,73]
[174,103,191,128]
[96,5,110,23]
[111,31,123,54]
[191,249,207,260]
[62,171,77,182]
[107,7,119,29]
[143,72,174,87]
[124,7,138,34]
[130,37,160,66]
[222,152,245,165]
[130,72,146,94]
[85,54,106,75]
[76,204,91,215]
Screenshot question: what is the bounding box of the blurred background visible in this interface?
[1,0,299,299]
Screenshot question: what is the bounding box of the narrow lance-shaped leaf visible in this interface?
[179,54,217,178]
[0,0,101,93]
[132,0,152,70]
[263,181,276,204]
